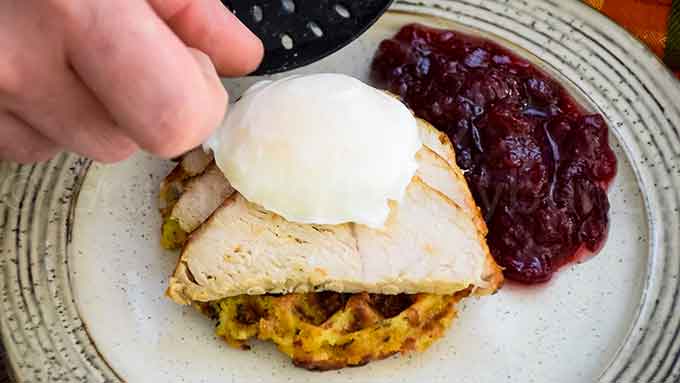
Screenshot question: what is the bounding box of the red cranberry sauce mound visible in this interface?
[371,24,617,283]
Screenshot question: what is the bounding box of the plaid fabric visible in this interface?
[584,0,680,75]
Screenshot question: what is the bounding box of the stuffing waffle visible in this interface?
[200,291,468,370]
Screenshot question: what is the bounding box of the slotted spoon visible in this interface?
[223,0,394,75]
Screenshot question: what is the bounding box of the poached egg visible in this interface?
[205,74,421,228]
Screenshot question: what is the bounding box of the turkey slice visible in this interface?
[167,121,502,304]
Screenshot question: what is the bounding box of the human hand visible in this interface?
[0,0,263,164]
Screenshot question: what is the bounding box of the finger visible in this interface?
[65,1,228,158]
[13,67,138,164]
[186,47,230,127]
[0,111,59,164]
[187,48,230,103]
[149,0,264,76]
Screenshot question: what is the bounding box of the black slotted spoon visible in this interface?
[222,0,394,75]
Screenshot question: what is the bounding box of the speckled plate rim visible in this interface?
[1,1,679,382]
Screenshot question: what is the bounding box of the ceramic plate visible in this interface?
[1,1,679,382]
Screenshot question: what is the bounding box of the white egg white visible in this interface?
[205,74,421,228]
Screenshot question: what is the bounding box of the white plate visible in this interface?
[2,1,680,382]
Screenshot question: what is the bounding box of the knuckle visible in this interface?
[86,132,137,163]
[0,53,26,98]
[138,96,208,158]
[48,0,96,33]
[91,142,136,164]
[131,72,227,158]
[141,119,190,158]
[8,146,58,164]
[32,148,59,163]
[29,141,60,163]
[56,0,112,59]
[47,0,77,17]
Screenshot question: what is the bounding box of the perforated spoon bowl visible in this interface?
[223,0,394,75]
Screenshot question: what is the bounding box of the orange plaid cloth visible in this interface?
[584,0,680,76]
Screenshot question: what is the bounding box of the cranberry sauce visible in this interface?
[371,24,617,283]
